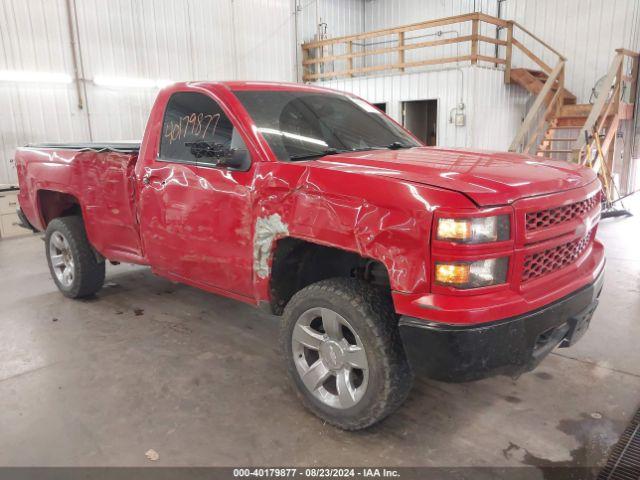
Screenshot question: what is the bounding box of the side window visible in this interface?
[159,91,246,167]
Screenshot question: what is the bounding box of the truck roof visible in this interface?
[169,81,346,94]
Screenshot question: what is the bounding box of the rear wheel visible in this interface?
[45,216,105,298]
[281,278,413,430]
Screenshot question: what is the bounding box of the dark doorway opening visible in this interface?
[372,102,387,113]
[402,100,437,146]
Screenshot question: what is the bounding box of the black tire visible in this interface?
[45,216,105,298]
[281,277,413,430]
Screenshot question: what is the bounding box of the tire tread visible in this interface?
[282,277,413,430]
[45,216,105,298]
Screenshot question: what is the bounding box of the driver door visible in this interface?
[138,90,255,298]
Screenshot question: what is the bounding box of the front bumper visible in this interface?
[398,266,605,382]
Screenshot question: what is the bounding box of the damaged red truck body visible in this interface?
[15,81,604,430]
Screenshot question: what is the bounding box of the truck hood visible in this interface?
[310,147,597,206]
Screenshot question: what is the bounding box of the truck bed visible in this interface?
[25,142,141,153]
[15,143,144,264]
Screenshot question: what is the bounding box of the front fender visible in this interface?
[250,162,476,301]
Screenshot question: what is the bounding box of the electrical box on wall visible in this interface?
[449,103,465,127]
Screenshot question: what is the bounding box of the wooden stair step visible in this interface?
[537,149,572,153]
[544,138,578,142]
[559,104,592,117]
[510,68,577,104]
[555,117,589,127]
[548,126,580,130]
[531,70,549,78]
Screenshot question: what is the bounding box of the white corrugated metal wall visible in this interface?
[504,0,640,102]
[320,66,530,151]
[0,0,86,186]
[0,0,299,186]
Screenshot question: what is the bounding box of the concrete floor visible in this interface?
[1,196,639,470]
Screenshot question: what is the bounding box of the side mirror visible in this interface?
[185,142,251,171]
[220,148,251,171]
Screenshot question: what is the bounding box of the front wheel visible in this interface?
[281,278,413,430]
[45,216,105,298]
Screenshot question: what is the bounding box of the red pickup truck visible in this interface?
[15,81,604,430]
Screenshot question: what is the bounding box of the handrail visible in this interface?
[510,21,566,61]
[523,87,563,153]
[307,55,476,81]
[571,53,624,154]
[303,35,473,66]
[615,48,640,58]
[510,38,552,73]
[572,49,639,165]
[301,12,564,82]
[303,13,477,49]
[509,61,565,152]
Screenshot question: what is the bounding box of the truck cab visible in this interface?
[15,81,604,430]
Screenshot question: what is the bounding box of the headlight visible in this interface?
[435,257,509,289]
[437,215,510,243]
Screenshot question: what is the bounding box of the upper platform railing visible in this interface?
[300,12,564,83]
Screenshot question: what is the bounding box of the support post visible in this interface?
[301,47,310,82]
[556,65,565,118]
[398,32,405,72]
[629,54,639,104]
[504,21,513,83]
[614,52,623,113]
[471,18,479,64]
[64,0,83,109]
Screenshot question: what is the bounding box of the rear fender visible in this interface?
[36,190,82,228]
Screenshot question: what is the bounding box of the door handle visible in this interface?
[142,175,150,185]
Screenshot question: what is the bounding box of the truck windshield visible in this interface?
[233,90,421,161]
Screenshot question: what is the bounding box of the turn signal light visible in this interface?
[435,263,470,285]
[435,257,509,289]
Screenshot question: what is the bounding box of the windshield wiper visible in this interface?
[289,148,340,161]
[288,144,410,161]
[386,141,413,150]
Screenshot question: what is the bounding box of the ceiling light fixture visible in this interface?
[0,70,73,84]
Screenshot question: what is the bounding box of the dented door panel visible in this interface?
[83,151,142,258]
[138,162,202,277]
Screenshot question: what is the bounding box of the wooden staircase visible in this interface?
[509,49,639,169]
[535,104,593,160]
[538,104,600,160]
[509,68,582,160]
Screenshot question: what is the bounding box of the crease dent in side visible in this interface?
[254,213,289,279]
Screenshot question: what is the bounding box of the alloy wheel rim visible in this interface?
[49,231,75,287]
[292,307,369,409]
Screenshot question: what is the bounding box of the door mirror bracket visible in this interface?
[185,142,251,171]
